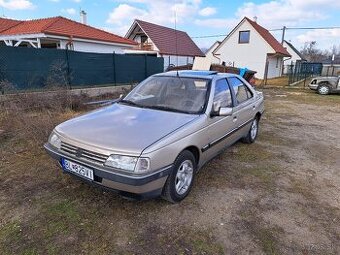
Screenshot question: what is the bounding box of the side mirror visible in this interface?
[211,106,233,117]
[218,107,233,116]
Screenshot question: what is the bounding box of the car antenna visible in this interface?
[174,9,179,77]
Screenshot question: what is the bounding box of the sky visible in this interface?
[1,0,339,51]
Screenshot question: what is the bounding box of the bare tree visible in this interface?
[301,41,324,62]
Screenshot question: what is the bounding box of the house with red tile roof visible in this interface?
[125,19,204,70]
[212,17,291,79]
[0,16,136,54]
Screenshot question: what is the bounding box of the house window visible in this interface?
[141,35,148,44]
[239,31,250,44]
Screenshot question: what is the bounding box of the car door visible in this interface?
[203,78,240,160]
[227,77,256,138]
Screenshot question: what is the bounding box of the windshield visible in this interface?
[122,76,210,114]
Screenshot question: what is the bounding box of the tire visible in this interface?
[242,117,259,144]
[162,150,196,203]
[317,83,330,95]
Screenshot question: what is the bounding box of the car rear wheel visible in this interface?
[242,117,259,144]
[317,83,330,95]
[162,150,196,203]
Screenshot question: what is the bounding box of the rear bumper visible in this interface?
[44,143,172,199]
[309,84,318,90]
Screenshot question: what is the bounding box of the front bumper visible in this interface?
[44,143,172,199]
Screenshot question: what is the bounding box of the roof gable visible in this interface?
[127,19,204,57]
[214,17,290,57]
[0,16,136,46]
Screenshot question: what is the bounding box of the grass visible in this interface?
[0,88,339,254]
[255,76,289,87]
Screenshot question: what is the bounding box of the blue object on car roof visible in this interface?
[239,68,248,77]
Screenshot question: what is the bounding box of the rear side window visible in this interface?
[228,77,253,104]
[213,79,232,108]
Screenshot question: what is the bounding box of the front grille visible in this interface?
[60,142,108,165]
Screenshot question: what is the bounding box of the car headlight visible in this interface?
[49,132,61,150]
[104,155,150,173]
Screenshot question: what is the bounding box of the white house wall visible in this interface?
[267,56,283,79]
[214,20,276,79]
[59,40,130,54]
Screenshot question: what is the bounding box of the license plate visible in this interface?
[61,158,94,181]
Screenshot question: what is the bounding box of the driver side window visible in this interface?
[213,79,232,108]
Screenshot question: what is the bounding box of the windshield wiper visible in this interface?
[119,99,143,107]
[146,105,189,114]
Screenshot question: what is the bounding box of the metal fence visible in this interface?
[0,46,164,93]
[288,61,323,85]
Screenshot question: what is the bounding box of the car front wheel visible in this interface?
[162,150,196,203]
[317,83,330,95]
[242,117,259,144]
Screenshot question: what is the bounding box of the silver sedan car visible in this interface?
[45,71,264,202]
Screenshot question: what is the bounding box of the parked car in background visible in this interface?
[45,71,264,203]
[309,76,340,95]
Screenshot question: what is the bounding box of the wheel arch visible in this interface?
[255,112,262,120]
[182,146,200,166]
[318,81,331,87]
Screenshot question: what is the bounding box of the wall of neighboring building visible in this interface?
[283,41,302,65]
[282,41,303,75]
[162,54,194,70]
[59,39,131,54]
[205,42,220,64]
[321,64,340,76]
[214,20,275,79]
[267,55,283,79]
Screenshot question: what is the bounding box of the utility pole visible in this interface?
[281,26,286,44]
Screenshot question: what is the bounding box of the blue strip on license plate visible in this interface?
[61,158,94,181]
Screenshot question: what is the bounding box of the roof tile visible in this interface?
[0,16,136,45]
[245,17,290,57]
[133,19,204,57]
[0,18,21,33]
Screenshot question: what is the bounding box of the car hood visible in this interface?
[56,103,198,155]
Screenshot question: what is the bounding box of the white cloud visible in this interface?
[62,8,76,15]
[72,0,81,3]
[199,7,216,17]
[297,29,340,45]
[194,18,237,29]
[0,0,35,10]
[106,0,202,35]
[107,4,148,26]
[234,0,340,29]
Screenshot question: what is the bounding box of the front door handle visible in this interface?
[233,116,237,122]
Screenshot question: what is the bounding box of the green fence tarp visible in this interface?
[0,46,164,90]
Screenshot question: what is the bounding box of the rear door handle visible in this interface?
[233,116,237,122]
[252,105,256,110]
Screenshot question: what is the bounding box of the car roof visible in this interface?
[154,70,236,80]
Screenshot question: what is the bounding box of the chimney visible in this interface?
[80,10,87,25]
[253,16,258,23]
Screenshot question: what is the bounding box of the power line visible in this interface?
[286,26,340,30]
[191,26,340,39]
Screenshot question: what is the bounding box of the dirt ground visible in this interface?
[0,88,339,255]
